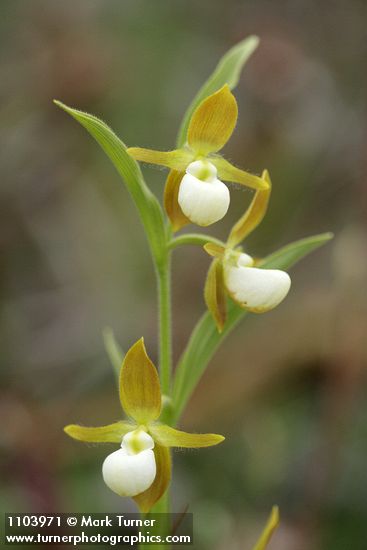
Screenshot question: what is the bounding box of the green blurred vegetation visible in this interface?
[1,1,366,549]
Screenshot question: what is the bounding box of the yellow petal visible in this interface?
[204,258,227,332]
[211,157,269,191]
[133,444,171,513]
[164,170,191,231]
[203,242,225,258]
[127,147,193,171]
[228,169,272,247]
[187,85,238,155]
[149,424,225,448]
[64,422,134,443]
[119,338,162,424]
[252,507,280,550]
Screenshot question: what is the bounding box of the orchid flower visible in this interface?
[127,85,269,229]
[204,171,291,331]
[64,338,224,512]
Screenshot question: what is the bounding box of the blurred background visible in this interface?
[1,1,366,548]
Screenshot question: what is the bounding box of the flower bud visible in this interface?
[224,252,291,312]
[178,160,230,226]
[102,430,156,497]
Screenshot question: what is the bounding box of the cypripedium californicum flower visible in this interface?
[64,338,224,512]
[204,171,291,332]
[127,85,269,230]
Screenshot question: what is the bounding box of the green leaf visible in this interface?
[103,327,124,379]
[257,232,334,270]
[172,232,333,423]
[54,101,166,266]
[176,36,259,148]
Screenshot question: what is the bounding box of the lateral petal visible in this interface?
[164,170,191,231]
[228,169,272,247]
[204,258,227,332]
[127,147,193,171]
[149,424,225,448]
[64,422,134,443]
[119,338,162,424]
[187,85,238,155]
[133,444,171,513]
[211,157,269,191]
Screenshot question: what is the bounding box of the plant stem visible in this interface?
[157,247,172,398]
[152,490,170,513]
[151,231,172,550]
[139,492,170,550]
[153,491,170,550]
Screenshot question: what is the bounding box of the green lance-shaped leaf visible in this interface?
[176,36,259,148]
[255,233,334,270]
[54,101,166,266]
[172,232,333,423]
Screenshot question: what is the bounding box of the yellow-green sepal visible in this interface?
[127,147,193,172]
[251,507,279,550]
[164,170,191,231]
[187,85,238,155]
[133,444,171,513]
[149,424,225,448]
[204,258,227,332]
[64,421,134,443]
[211,156,269,191]
[228,169,272,247]
[119,338,162,424]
